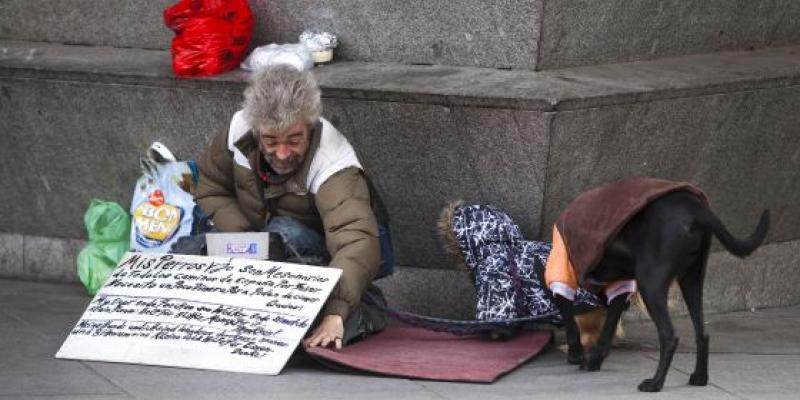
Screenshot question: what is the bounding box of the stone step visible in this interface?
[1,1,799,69]
[3,232,797,319]
[2,40,799,293]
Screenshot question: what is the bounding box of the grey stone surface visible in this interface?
[375,266,476,320]
[0,278,89,341]
[252,0,542,69]
[0,77,241,239]
[625,241,800,322]
[4,1,800,71]
[0,74,550,271]
[0,357,126,397]
[10,237,800,321]
[325,100,551,269]
[0,0,543,69]
[0,305,125,397]
[624,305,800,355]
[543,86,800,244]
[0,0,173,50]
[669,354,800,400]
[0,232,23,278]
[90,363,439,400]
[704,241,800,313]
[420,353,733,399]
[5,40,800,112]
[22,235,86,283]
[538,0,800,69]
[3,40,800,275]
[2,279,800,398]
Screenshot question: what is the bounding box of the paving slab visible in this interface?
[0,306,126,397]
[667,353,800,400]
[420,350,734,400]
[1,279,799,399]
[621,305,800,356]
[86,362,440,400]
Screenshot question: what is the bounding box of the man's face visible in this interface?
[258,120,311,175]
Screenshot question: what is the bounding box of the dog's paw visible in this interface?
[638,378,663,392]
[689,372,708,386]
[583,350,605,371]
[567,348,584,365]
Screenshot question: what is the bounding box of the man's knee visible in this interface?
[265,216,329,263]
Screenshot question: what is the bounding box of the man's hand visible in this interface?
[304,315,345,349]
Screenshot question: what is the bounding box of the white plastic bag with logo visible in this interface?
[130,142,200,253]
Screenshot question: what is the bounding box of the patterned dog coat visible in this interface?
[442,204,600,323]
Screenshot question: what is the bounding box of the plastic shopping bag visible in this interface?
[77,199,131,296]
[240,43,314,72]
[130,143,205,253]
[164,0,254,77]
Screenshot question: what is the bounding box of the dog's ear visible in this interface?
[437,201,469,270]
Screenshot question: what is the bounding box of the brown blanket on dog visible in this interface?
[556,177,707,287]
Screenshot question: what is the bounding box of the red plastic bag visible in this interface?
[164,0,254,77]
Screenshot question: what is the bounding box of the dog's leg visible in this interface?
[679,239,711,386]
[637,277,678,392]
[583,295,627,371]
[554,295,583,365]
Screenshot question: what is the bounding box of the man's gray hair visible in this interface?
[243,65,322,134]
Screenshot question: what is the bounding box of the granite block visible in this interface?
[1,0,543,69]
[705,240,800,312]
[22,235,87,282]
[0,0,173,49]
[0,232,23,278]
[375,266,476,320]
[544,86,800,244]
[539,0,800,69]
[323,99,552,269]
[251,0,543,69]
[4,0,800,70]
[0,78,242,239]
[4,40,800,114]
[624,239,800,324]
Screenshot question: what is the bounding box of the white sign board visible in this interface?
[56,252,341,375]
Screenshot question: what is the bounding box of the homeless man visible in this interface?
[194,65,388,349]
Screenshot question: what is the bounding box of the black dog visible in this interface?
[553,191,770,392]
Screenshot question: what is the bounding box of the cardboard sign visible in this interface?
[56,252,341,375]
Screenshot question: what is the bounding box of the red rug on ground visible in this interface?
[306,327,552,383]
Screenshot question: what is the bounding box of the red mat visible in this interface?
[306,327,552,383]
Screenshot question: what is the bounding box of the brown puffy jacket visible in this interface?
[195,114,380,320]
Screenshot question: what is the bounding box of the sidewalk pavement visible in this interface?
[1,279,799,400]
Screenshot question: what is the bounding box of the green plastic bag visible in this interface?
[77,199,131,296]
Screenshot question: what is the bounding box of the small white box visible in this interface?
[206,232,271,260]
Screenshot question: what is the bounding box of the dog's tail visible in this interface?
[697,208,771,257]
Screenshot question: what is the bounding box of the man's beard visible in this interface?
[264,153,304,175]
